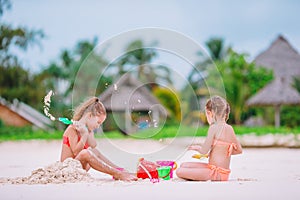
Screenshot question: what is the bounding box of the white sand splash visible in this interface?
[113,84,118,91]
[0,158,94,184]
[43,90,56,121]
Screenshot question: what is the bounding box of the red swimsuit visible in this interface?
[63,135,89,149]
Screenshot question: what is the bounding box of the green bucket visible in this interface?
[157,166,171,180]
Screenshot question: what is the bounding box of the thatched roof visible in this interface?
[99,74,167,115]
[247,77,300,106]
[254,35,300,79]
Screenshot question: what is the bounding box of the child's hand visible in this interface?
[74,122,89,135]
[188,145,201,152]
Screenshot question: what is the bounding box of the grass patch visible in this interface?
[0,126,62,141]
[100,125,300,140]
[233,126,300,135]
[0,125,300,141]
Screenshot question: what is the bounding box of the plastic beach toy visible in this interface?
[137,158,159,183]
[157,166,171,180]
[58,117,73,125]
[192,154,208,159]
[156,161,177,178]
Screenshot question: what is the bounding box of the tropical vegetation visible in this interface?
[1,0,300,142]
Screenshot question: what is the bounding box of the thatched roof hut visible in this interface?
[255,35,300,80]
[247,77,300,106]
[99,74,167,134]
[247,77,300,127]
[247,35,300,127]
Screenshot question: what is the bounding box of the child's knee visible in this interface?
[176,168,184,177]
[77,149,91,160]
[179,162,189,168]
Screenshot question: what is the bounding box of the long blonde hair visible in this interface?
[73,97,106,121]
[205,96,230,122]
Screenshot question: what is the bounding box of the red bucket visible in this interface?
[137,170,159,179]
[137,158,159,180]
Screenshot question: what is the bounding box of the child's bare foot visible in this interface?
[114,172,138,181]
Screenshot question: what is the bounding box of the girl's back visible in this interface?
[209,123,241,169]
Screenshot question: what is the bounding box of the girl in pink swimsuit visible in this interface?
[176,96,243,181]
[60,97,137,181]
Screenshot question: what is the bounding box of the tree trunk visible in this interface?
[234,108,241,125]
[274,105,281,127]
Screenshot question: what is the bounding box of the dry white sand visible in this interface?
[0,138,299,200]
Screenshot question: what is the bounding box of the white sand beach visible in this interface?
[0,138,299,200]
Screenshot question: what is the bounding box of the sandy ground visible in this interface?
[0,138,300,200]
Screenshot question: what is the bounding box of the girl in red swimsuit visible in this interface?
[60,97,137,181]
[176,96,243,181]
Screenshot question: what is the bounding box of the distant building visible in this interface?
[99,74,168,134]
[247,35,300,127]
[254,35,300,81]
[0,97,53,130]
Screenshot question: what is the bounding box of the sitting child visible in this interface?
[60,97,137,181]
[176,96,242,181]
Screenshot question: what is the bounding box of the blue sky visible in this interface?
[3,0,300,73]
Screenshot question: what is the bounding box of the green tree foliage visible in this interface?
[0,0,45,109]
[38,37,110,118]
[207,50,273,124]
[153,87,181,121]
[280,77,300,127]
[0,65,46,107]
[281,106,300,127]
[188,37,229,90]
[185,37,229,117]
[205,37,227,61]
[109,39,172,89]
[0,0,44,67]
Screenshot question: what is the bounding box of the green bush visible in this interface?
[281,106,300,128]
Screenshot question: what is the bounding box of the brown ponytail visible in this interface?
[73,97,106,121]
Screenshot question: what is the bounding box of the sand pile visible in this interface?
[0,158,94,184]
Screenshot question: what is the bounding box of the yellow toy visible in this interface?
[192,154,208,159]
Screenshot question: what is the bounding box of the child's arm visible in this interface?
[230,126,243,155]
[188,125,215,154]
[68,125,89,156]
[89,148,120,169]
[86,131,97,148]
[231,138,242,155]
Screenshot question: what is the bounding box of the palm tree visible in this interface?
[111,39,173,89]
[205,37,227,61]
[187,37,228,89]
[207,50,273,124]
[39,38,109,112]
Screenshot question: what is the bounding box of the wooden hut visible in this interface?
[0,97,52,130]
[99,74,168,134]
[247,35,300,127]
